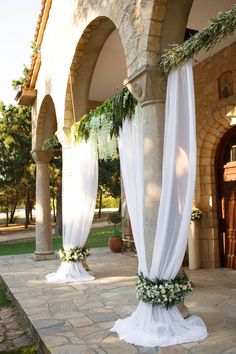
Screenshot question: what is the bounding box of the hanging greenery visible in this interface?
[160,5,236,74]
[42,135,61,150]
[72,87,137,160]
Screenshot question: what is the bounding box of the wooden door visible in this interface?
[216,127,236,269]
[223,163,236,269]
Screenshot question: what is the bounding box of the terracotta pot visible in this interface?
[108,236,123,253]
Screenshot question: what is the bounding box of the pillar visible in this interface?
[126,65,189,317]
[188,221,200,270]
[31,149,56,260]
[126,66,166,269]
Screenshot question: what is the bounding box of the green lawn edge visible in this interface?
[0,226,122,256]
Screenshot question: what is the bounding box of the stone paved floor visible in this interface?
[0,248,236,353]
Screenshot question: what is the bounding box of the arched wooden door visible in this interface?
[216,127,236,269]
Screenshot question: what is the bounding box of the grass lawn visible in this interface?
[0,225,122,256]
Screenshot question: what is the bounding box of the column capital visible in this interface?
[124,65,167,105]
[31,149,53,163]
[56,126,72,147]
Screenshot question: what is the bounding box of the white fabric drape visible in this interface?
[112,61,208,347]
[117,106,148,276]
[46,139,98,283]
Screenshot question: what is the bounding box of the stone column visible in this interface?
[126,66,166,269]
[126,66,189,317]
[188,221,200,270]
[31,149,56,260]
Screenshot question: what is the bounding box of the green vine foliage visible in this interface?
[12,65,30,91]
[160,5,236,74]
[12,42,40,92]
[72,87,137,142]
[42,135,61,150]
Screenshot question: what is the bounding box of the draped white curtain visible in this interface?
[112,61,208,347]
[46,139,98,283]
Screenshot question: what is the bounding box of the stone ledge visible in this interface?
[32,252,57,261]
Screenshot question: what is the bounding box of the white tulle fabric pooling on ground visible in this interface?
[112,61,208,347]
[46,139,98,283]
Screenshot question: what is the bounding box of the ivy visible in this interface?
[160,5,236,74]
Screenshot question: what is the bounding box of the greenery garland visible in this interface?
[160,5,236,74]
[58,247,90,263]
[72,87,137,143]
[136,272,193,309]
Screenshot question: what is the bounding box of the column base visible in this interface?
[178,303,190,318]
[32,251,57,261]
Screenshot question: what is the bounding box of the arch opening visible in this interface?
[35,95,57,150]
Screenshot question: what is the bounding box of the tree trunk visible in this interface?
[98,188,102,218]
[5,198,9,227]
[55,182,62,236]
[9,200,17,224]
[52,194,56,223]
[24,187,30,229]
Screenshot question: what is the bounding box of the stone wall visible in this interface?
[194,41,236,268]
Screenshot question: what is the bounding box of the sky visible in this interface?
[0,0,42,106]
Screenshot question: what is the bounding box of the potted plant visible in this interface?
[107,211,123,252]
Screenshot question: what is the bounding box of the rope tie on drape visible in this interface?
[46,138,98,283]
[112,61,208,347]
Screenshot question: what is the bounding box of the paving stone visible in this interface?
[38,324,73,337]
[79,301,104,311]
[43,335,69,347]
[159,345,189,353]
[74,324,101,338]
[86,312,119,323]
[0,251,236,353]
[137,346,159,353]
[67,315,94,328]
[99,333,139,353]
[83,330,107,344]
[32,318,65,329]
[89,344,107,353]
[70,336,86,344]
[50,343,96,353]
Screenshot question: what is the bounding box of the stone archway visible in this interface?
[196,105,236,268]
[63,17,127,130]
[34,95,57,149]
[31,95,58,260]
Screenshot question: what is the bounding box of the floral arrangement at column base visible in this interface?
[58,247,90,263]
[191,208,202,221]
[136,273,193,310]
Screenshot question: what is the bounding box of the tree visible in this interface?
[0,102,35,226]
[98,158,120,217]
